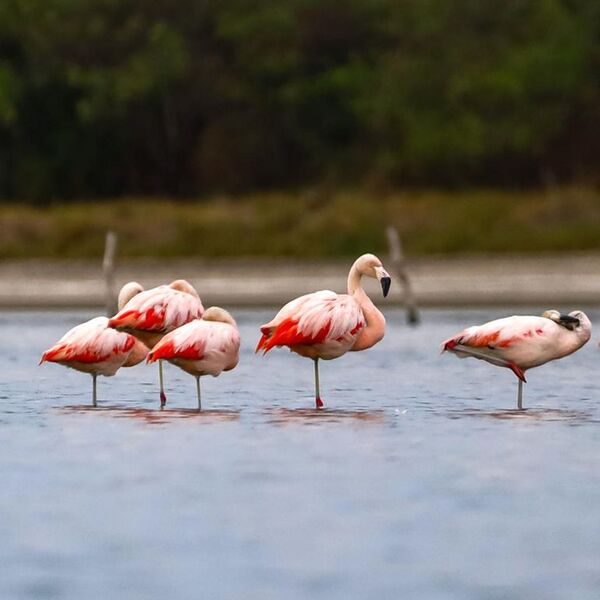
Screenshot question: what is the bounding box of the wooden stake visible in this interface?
[386,226,420,325]
[103,230,118,316]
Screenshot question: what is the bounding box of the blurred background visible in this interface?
[0,0,599,302]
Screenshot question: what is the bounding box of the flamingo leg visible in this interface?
[313,358,323,409]
[92,374,97,408]
[196,376,201,411]
[159,360,167,408]
[517,379,524,410]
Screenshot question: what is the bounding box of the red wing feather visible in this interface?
[148,339,206,363]
[41,335,134,364]
[108,307,166,331]
[444,329,519,351]
[256,317,331,353]
[465,330,520,349]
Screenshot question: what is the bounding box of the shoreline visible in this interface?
[5,254,600,309]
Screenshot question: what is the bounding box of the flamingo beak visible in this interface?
[375,267,391,297]
[381,277,391,297]
[558,314,580,330]
[542,309,580,330]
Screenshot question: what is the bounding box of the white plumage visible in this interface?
[442,310,592,408]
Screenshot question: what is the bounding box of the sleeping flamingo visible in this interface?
[441,309,591,409]
[256,253,391,408]
[108,280,204,407]
[147,307,240,410]
[40,284,148,406]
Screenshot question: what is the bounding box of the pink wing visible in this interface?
[108,285,204,333]
[441,315,557,380]
[41,317,136,365]
[256,290,365,353]
[442,315,550,352]
[148,320,240,374]
[123,338,149,367]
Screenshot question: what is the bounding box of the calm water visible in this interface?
[2,308,600,600]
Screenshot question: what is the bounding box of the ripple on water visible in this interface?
[445,407,597,424]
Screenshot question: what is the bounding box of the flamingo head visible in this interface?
[355,253,391,297]
[542,309,579,331]
[202,306,237,326]
[542,309,591,335]
[118,281,144,310]
[169,279,200,298]
[566,310,592,342]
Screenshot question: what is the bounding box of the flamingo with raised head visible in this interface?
[147,307,240,410]
[40,283,149,406]
[441,309,591,409]
[108,280,204,406]
[256,253,391,408]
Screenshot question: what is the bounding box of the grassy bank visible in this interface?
[1,187,599,259]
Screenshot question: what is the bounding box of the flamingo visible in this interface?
[441,309,591,409]
[108,279,204,407]
[146,307,240,410]
[256,253,391,408]
[40,283,149,406]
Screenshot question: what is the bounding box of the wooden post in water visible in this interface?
[386,226,420,325]
[103,230,118,316]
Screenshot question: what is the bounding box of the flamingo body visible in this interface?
[108,280,204,406]
[148,318,240,376]
[108,283,204,347]
[40,281,149,406]
[146,307,240,409]
[442,310,591,408]
[256,253,391,408]
[41,316,148,406]
[41,317,146,376]
[256,290,366,360]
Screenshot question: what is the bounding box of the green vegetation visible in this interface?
[0,0,599,201]
[2,187,600,258]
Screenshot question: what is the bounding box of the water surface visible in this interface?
[2,308,600,599]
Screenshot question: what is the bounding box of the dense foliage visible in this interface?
[0,0,598,201]
[3,188,600,258]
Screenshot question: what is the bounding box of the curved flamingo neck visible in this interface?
[347,261,362,296]
[118,282,144,310]
[347,263,386,352]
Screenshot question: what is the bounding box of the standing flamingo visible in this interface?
[40,283,149,406]
[108,280,204,407]
[146,307,240,410]
[256,253,391,408]
[441,309,591,409]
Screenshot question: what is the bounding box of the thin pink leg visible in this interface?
[314,359,324,409]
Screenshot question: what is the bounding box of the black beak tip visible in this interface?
[560,314,580,325]
[381,276,391,298]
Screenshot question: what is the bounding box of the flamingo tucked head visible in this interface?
[351,253,391,297]
[542,309,591,335]
[202,306,237,326]
[169,279,200,299]
[118,281,144,310]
